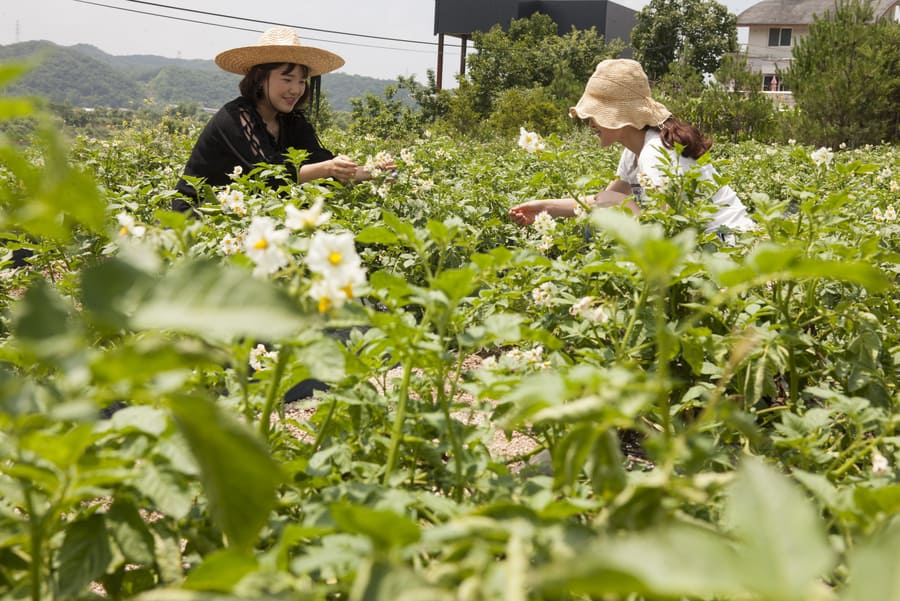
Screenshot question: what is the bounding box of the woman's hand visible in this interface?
[328,154,360,183]
[508,200,549,226]
[355,158,397,182]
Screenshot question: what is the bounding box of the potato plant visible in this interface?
[1,65,898,601]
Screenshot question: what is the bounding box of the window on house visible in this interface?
[768,28,792,46]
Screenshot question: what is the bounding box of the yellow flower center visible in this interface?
[119,226,129,236]
[342,284,354,299]
[328,251,343,265]
[254,238,268,250]
[318,296,332,313]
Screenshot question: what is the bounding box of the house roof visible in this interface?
[737,0,897,26]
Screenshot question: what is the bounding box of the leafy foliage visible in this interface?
[785,0,900,147]
[1,60,899,601]
[451,13,623,135]
[631,0,738,79]
[658,54,778,143]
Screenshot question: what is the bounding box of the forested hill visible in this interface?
[0,40,402,112]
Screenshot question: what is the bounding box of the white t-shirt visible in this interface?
[616,128,755,232]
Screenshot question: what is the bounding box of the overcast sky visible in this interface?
[1,0,758,82]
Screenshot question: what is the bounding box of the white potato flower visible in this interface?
[249,343,278,371]
[810,146,834,167]
[533,211,556,236]
[480,356,497,370]
[220,232,243,256]
[285,197,331,231]
[309,267,366,313]
[116,212,146,238]
[871,450,889,476]
[306,231,362,279]
[531,281,558,306]
[569,296,610,323]
[218,187,247,216]
[537,235,554,253]
[517,127,546,154]
[364,151,395,177]
[244,217,289,276]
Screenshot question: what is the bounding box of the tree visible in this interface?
[460,13,623,119]
[785,0,900,147]
[631,0,737,80]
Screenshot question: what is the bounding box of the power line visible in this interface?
[73,0,459,55]
[118,0,441,47]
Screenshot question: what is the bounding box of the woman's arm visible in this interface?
[593,179,641,215]
[509,179,638,225]
[298,154,359,183]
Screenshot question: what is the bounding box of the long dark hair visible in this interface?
[658,117,712,159]
[238,63,318,114]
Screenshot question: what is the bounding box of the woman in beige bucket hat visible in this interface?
[509,59,753,233]
[175,26,394,211]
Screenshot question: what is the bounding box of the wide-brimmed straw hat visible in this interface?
[569,59,671,130]
[215,26,345,77]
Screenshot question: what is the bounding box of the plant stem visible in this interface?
[24,486,42,601]
[439,350,467,502]
[259,347,289,440]
[384,357,413,485]
[618,285,649,361]
[312,398,337,453]
[653,292,672,441]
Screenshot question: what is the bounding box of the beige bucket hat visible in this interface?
[215,26,345,77]
[570,59,671,129]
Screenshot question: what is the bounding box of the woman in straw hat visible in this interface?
[509,59,754,234]
[174,26,393,211]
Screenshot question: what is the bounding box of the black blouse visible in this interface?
[173,96,334,211]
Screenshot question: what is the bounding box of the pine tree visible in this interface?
[786,0,900,147]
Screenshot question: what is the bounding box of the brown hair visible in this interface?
[239,63,312,113]
[659,117,712,159]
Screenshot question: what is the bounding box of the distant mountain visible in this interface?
[0,41,405,112]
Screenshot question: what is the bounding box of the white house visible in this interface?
[737,0,899,96]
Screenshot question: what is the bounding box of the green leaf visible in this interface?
[182,548,258,592]
[589,428,627,501]
[482,312,525,343]
[330,503,421,550]
[83,257,314,342]
[107,499,156,565]
[0,63,32,90]
[134,463,194,521]
[56,513,114,597]
[356,224,400,245]
[293,337,346,383]
[853,484,900,518]
[382,211,419,247]
[9,280,81,357]
[170,395,284,549]
[369,270,415,301]
[104,405,170,438]
[533,524,744,599]
[716,243,889,292]
[725,457,834,601]
[0,97,35,119]
[430,267,477,305]
[21,423,96,470]
[842,518,900,601]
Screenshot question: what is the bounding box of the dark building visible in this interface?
[433,0,637,87]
